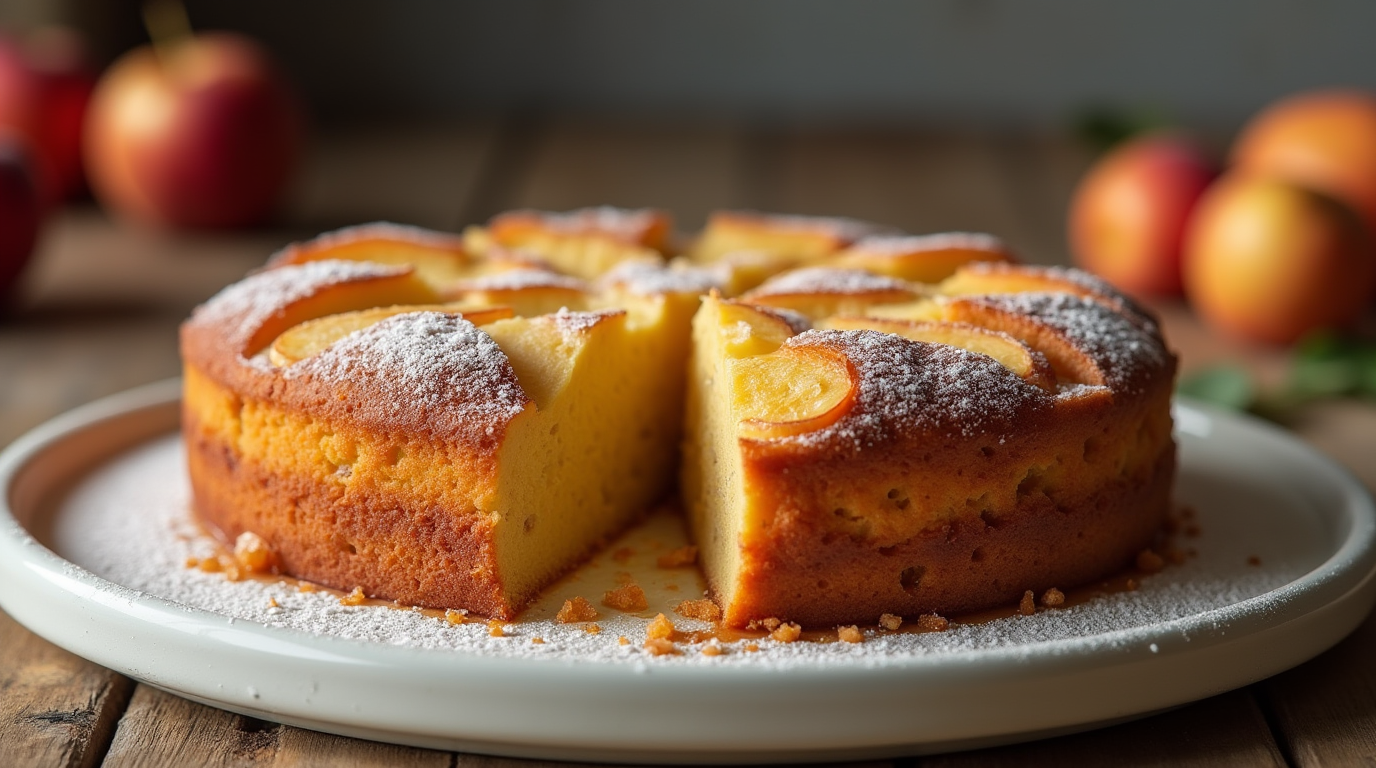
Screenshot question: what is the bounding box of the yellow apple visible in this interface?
[1232,90,1376,237]
[1183,173,1376,345]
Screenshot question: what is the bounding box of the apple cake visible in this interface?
[182,208,1176,627]
[182,218,712,618]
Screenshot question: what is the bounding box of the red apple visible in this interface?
[1069,134,1216,297]
[1232,90,1376,238]
[83,33,303,229]
[0,28,94,208]
[1183,172,1376,345]
[0,134,41,304]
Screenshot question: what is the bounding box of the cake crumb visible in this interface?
[1042,588,1066,607]
[298,582,317,593]
[1136,549,1165,573]
[837,625,864,644]
[233,531,278,574]
[603,583,649,612]
[1126,578,1140,591]
[488,620,506,638]
[915,613,950,632]
[770,622,802,643]
[744,643,760,653]
[184,557,200,568]
[657,545,698,568]
[612,547,635,564]
[267,597,279,609]
[618,635,629,646]
[585,623,602,635]
[197,556,222,574]
[675,599,722,622]
[646,613,677,641]
[1018,590,1036,616]
[341,587,366,606]
[1247,555,1262,566]
[444,608,467,625]
[879,613,903,631]
[557,596,599,623]
[644,638,678,656]
[747,617,782,632]
[531,637,545,645]
[701,642,724,657]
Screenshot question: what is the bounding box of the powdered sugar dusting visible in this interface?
[549,308,625,338]
[191,260,408,355]
[268,222,466,266]
[495,206,664,241]
[286,311,529,441]
[784,329,1052,449]
[746,268,914,299]
[597,260,722,295]
[845,232,1008,257]
[977,293,1170,392]
[718,211,896,244]
[963,262,1158,331]
[455,269,588,293]
[49,434,1320,668]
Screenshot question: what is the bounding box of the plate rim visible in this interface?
[2,379,1375,762]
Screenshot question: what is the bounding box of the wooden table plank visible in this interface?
[1260,597,1376,766]
[0,612,133,768]
[99,687,451,767]
[917,690,1286,768]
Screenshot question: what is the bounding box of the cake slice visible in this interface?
[682,263,1176,627]
[182,231,713,618]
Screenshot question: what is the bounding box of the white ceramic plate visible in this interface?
[1,379,1374,764]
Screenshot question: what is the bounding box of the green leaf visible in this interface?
[1285,331,1376,403]
[1177,366,1256,411]
[1071,105,1173,154]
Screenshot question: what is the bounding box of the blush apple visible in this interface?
[1069,134,1216,297]
[0,28,94,207]
[1183,173,1376,345]
[0,135,41,304]
[83,33,303,229]
[1232,90,1376,237]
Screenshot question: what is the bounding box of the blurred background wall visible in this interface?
[6,0,1376,130]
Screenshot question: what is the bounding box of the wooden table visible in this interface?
[3,118,1374,767]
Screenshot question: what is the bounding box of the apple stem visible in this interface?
[142,0,193,65]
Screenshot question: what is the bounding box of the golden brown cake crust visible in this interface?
[700,265,1179,627]
[181,261,531,448]
[181,260,544,617]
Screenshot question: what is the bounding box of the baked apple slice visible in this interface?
[269,304,514,366]
[732,346,857,440]
[942,297,1107,387]
[826,232,1016,284]
[443,269,592,317]
[715,298,807,359]
[268,223,475,288]
[820,316,1056,391]
[689,210,887,265]
[741,267,918,320]
[240,265,437,357]
[469,207,671,279]
[940,262,1155,329]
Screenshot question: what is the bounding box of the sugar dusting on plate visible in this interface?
[50,435,1307,668]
